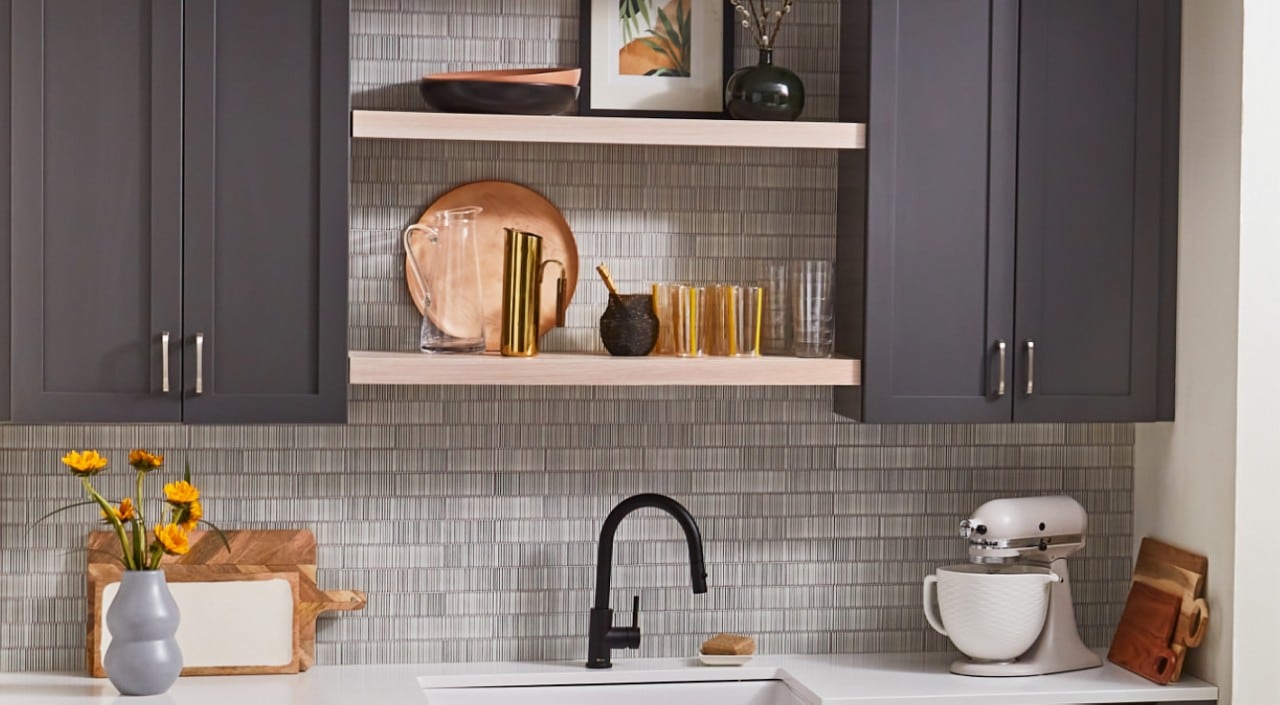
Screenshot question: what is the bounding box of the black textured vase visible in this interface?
[600,294,659,357]
[725,49,805,121]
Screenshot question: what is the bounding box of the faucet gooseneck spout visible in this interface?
[586,493,707,668]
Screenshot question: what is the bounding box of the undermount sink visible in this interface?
[422,679,806,705]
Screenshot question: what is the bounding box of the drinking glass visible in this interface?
[729,284,764,357]
[672,285,707,357]
[652,283,675,355]
[791,260,834,358]
[761,262,791,355]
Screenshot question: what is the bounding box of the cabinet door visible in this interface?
[856,0,1019,422]
[1013,0,1179,422]
[0,0,10,421]
[182,0,349,423]
[8,0,183,422]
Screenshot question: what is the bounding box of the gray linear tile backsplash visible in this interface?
[0,0,1134,672]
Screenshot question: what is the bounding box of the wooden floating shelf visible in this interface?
[351,110,866,150]
[348,351,862,387]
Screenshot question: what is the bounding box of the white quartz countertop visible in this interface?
[0,651,1218,705]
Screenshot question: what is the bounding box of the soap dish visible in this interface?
[697,652,753,666]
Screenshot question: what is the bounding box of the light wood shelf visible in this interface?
[351,110,866,150]
[348,351,861,387]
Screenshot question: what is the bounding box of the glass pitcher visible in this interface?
[402,206,486,353]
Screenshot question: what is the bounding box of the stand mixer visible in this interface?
[950,496,1103,676]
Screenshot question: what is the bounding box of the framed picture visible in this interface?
[579,0,733,118]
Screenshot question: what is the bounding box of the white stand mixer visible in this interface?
[950,496,1103,676]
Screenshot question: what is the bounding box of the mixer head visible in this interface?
[959,496,1088,564]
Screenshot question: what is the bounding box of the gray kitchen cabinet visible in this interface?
[181,0,349,424]
[3,0,348,424]
[836,0,1179,423]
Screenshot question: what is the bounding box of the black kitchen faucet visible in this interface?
[585,493,707,669]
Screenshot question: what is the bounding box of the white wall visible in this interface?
[1230,0,1280,701]
[1132,0,1242,700]
[1135,0,1280,701]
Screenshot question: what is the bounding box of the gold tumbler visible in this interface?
[501,228,566,357]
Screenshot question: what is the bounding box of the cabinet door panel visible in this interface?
[9,0,182,422]
[182,0,348,423]
[0,0,10,421]
[858,0,1017,422]
[1014,0,1177,421]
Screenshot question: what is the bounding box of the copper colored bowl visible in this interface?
[421,68,581,87]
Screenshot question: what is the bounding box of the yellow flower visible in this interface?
[128,449,164,472]
[153,523,190,556]
[61,450,108,476]
[179,501,203,531]
[101,498,136,522]
[164,480,200,506]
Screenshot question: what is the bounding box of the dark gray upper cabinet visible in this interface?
[4,0,348,424]
[1013,0,1179,422]
[0,1,10,423]
[848,0,1018,423]
[838,0,1179,423]
[181,0,348,424]
[8,0,184,423]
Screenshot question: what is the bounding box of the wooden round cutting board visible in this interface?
[405,181,579,352]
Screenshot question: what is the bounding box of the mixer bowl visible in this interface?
[923,564,1060,662]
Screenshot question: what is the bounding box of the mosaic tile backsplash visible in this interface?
[0,0,1134,671]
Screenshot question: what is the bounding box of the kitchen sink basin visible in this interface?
[422,679,806,705]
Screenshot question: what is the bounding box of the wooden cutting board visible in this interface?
[88,529,366,675]
[1108,580,1181,683]
[405,180,579,352]
[1131,537,1209,681]
[93,570,300,676]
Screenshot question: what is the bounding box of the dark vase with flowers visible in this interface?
[725,48,805,121]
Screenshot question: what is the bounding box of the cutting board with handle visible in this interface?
[88,529,366,676]
[1108,580,1181,683]
[93,569,301,676]
[1131,537,1209,681]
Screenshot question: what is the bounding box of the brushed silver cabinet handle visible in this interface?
[995,340,1007,398]
[195,333,205,396]
[161,331,171,393]
[1025,339,1036,396]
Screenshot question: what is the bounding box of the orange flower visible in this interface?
[128,449,164,472]
[164,480,200,506]
[179,501,203,531]
[153,523,190,556]
[61,450,108,476]
[101,498,136,522]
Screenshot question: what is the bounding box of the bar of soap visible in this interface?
[701,633,756,656]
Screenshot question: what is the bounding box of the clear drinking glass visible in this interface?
[672,285,707,357]
[651,283,675,355]
[761,262,791,355]
[706,285,727,356]
[724,284,764,357]
[791,260,834,358]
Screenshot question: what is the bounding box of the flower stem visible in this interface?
[133,470,148,568]
[81,477,135,570]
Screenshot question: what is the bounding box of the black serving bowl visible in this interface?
[419,79,578,115]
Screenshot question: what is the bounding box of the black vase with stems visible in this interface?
[725,47,805,121]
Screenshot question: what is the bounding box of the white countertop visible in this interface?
[0,651,1218,705]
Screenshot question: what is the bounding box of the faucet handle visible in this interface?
[631,595,640,629]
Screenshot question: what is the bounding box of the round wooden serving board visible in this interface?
[406,181,579,352]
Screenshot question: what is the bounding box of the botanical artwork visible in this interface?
[618,0,692,77]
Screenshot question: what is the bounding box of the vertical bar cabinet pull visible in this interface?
[995,340,1007,398]
[161,331,170,393]
[1025,339,1036,396]
[195,333,205,396]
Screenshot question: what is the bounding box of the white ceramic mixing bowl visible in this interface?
[923,564,1061,662]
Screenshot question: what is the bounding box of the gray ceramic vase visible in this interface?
[104,571,183,696]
